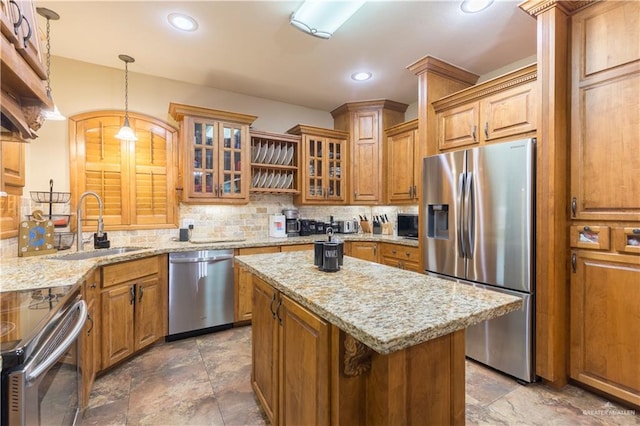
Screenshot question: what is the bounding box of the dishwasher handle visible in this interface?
[170,254,234,264]
[24,299,87,383]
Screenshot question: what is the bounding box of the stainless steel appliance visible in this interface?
[282,208,300,237]
[1,286,87,426]
[336,219,358,234]
[168,250,234,340]
[397,213,418,239]
[422,138,535,382]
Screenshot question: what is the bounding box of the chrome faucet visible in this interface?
[76,191,104,252]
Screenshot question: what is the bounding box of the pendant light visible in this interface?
[36,7,65,121]
[114,54,138,141]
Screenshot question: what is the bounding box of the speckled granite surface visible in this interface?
[0,235,417,293]
[235,251,522,355]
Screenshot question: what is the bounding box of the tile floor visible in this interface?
[81,326,639,426]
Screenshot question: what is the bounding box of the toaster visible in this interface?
[337,220,358,234]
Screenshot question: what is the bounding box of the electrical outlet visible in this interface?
[182,219,195,228]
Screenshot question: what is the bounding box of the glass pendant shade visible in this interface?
[115,117,138,141]
[43,102,65,121]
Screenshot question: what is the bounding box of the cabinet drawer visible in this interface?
[570,225,610,250]
[613,227,640,254]
[380,243,419,261]
[102,256,159,287]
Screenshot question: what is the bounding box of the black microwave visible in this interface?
[397,213,419,239]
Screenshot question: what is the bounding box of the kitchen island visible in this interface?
[235,250,522,425]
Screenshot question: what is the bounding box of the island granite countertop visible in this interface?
[235,250,522,354]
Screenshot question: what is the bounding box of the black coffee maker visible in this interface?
[282,208,300,237]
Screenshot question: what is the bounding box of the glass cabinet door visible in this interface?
[191,120,216,196]
[219,124,244,197]
[307,137,324,199]
[326,139,343,200]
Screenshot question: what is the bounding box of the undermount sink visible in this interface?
[54,247,148,261]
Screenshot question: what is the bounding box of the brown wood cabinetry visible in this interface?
[100,255,167,369]
[252,275,330,426]
[570,250,640,407]
[379,243,420,272]
[0,140,25,238]
[280,243,314,252]
[287,125,348,205]
[385,119,419,204]
[433,65,537,152]
[81,269,100,408]
[69,111,178,230]
[0,0,52,141]
[234,246,279,322]
[169,103,257,204]
[346,241,378,262]
[565,1,640,408]
[331,100,407,205]
[569,1,640,223]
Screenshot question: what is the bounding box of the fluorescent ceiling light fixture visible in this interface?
[460,0,494,13]
[168,13,198,31]
[290,1,365,39]
[351,71,372,81]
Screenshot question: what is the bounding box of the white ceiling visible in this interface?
[37,0,537,111]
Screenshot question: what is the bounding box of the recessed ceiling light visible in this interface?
[460,0,494,13]
[351,72,372,81]
[168,13,198,32]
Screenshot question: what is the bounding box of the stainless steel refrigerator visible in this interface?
[422,138,535,383]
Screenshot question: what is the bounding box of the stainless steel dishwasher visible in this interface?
[168,250,234,340]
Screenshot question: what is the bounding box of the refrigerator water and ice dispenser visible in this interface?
[427,204,449,239]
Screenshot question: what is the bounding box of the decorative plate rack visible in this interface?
[250,130,300,194]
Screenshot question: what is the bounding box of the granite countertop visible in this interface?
[0,234,417,293]
[235,251,522,355]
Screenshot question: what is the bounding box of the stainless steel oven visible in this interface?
[1,286,86,426]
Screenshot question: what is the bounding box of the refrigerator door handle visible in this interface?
[464,172,474,258]
[457,172,466,257]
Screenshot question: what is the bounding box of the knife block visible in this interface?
[382,223,393,235]
[360,220,372,233]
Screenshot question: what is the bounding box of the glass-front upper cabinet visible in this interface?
[169,103,257,204]
[286,124,348,205]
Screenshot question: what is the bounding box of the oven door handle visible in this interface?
[24,299,87,383]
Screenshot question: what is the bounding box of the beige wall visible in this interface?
[25,56,335,194]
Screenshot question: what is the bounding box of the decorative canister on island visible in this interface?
[269,214,287,238]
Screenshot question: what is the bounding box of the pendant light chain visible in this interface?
[45,17,52,97]
[124,59,129,120]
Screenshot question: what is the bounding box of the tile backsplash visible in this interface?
[0,194,418,258]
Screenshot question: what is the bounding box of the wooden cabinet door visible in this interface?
[348,241,378,262]
[217,121,249,200]
[480,82,537,142]
[184,117,218,200]
[1,141,25,190]
[279,294,330,426]
[351,110,380,203]
[437,102,479,151]
[570,251,640,407]
[386,127,417,204]
[101,284,135,368]
[251,276,279,424]
[0,194,20,239]
[235,246,279,322]
[134,275,163,351]
[570,1,640,222]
